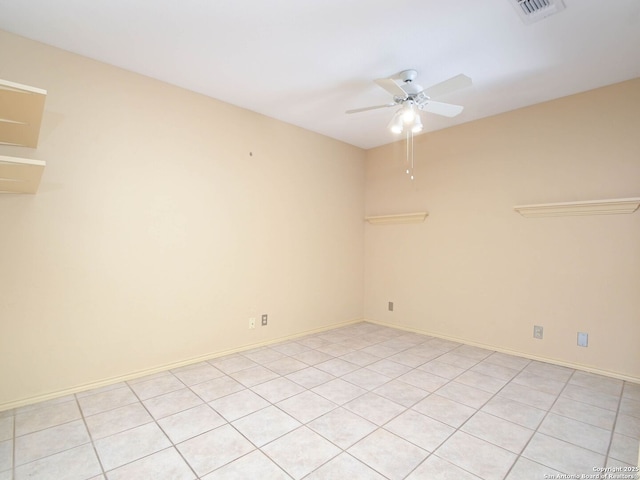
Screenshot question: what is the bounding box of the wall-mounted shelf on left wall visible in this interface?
[0,78,48,194]
[0,155,46,194]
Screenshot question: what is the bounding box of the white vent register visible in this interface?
[509,0,566,24]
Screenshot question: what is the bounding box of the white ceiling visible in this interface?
[0,0,639,149]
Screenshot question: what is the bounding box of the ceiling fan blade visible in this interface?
[374,78,407,98]
[421,101,464,117]
[346,103,397,114]
[422,74,472,99]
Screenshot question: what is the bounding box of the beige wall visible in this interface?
[0,31,365,408]
[365,78,640,381]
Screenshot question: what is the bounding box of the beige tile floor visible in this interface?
[1,322,638,479]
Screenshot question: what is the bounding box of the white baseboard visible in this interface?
[366,318,640,384]
[0,317,364,412]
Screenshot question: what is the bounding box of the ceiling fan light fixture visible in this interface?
[388,109,404,134]
[401,102,416,124]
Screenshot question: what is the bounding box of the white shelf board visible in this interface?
[0,155,46,194]
[513,198,640,218]
[365,212,429,225]
[0,78,47,148]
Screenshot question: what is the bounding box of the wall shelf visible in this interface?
[513,198,640,218]
[365,212,429,225]
[0,79,47,148]
[0,155,46,194]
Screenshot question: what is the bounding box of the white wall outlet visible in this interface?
[577,332,588,347]
[388,301,394,312]
[249,317,255,329]
[261,314,268,326]
[533,325,543,339]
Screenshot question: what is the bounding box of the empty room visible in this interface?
[0,1,639,479]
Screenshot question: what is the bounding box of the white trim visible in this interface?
[0,318,363,412]
[514,198,640,217]
[365,212,428,225]
[366,319,640,384]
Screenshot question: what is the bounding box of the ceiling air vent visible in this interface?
[509,0,566,25]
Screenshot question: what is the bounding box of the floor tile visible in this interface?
[435,431,516,480]
[15,419,90,466]
[522,432,605,474]
[360,344,399,358]
[343,392,405,426]
[210,355,258,374]
[129,375,185,400]
[305,452,386,479]
[618,396,640,418]
[511,370,566,396]
[201,450,290,479]
[623,382,640,401]
[262,427,341,479]
[366,359,412,379]
[373,380,429,407]
[307,408,377,449]
[341,368,391,390]
[387,352,428,368]
[269,342,310,356]
[285,367,335,389]
[250,376,305,404]
[106,447,195,480]
[498,382,557,410]
[143,388,202,419]
[177,424,254,477]
[312,378,367,405]
[348,428,428,480]
[434,381,493,409]
[0,417,13,442]
[539,413,612,454]
[277,391,337,424]
[470,361,519,381]
[523,361,574,382]
[339,351,380,367]
[561,383,620,411]
[15,400,81,436]
[569,371,624,396]
[315,358,360,377]
[437,352,480,369]
[229,366,280,387]
[614,413,640,439]
[418,360,466,380]
[77,387,139,416]
[460,411,534,453]
[291,349,334,366]
[406,455,482,480]
[231,405,300,447]
[315,343,356,357]
[551,396,616,430]
[85,402,152,440]
[384,409,454,452]
[264,357,308,376]
[14,443,101,480]
[608,433,640,465]
[454,370,508,394]
[14,395,75,415]
[412,394,476,428]
[0,440,11,472]
[453,345,493,361]
[171,363,224,386]
[481,396,545,429]
[483,352,530,371]
[240,348,286,364]
[397,369,449,393]
[505,457,563,480]
[94,422,170,471]
[158,404,226,444]
[189,375,245,402]
[209,389,269,422]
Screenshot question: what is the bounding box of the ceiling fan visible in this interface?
[347,70,472,134]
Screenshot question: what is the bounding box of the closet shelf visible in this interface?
[365,212,429,225]
[0,155,46,194]
[513,198,640,218]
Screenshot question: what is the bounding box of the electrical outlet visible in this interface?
[388,301,394,312]
[577,332,588,347]
[249,317,255,329]
[533,325,543,339]
[261,314,268,326]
